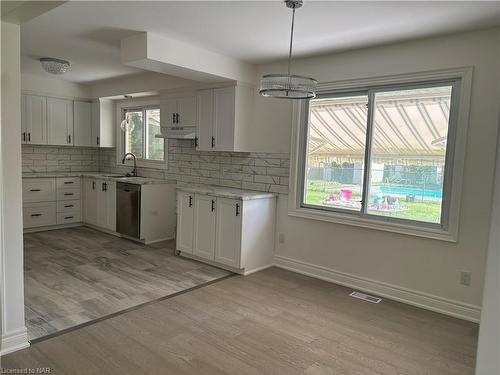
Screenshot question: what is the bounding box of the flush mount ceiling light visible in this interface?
[40,57,71,75]
[260,0,317,99]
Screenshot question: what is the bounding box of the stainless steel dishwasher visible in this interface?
[116,182,141,239]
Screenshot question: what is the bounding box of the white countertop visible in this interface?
[176,183,277,201]
[22,172,176,185]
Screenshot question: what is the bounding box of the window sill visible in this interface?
[287,204,457,242]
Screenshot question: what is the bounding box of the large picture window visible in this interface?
[122,107,164,162]
[301,80,459,228]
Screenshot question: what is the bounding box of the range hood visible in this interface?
[155,126,196,140]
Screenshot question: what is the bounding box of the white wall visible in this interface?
[21,72,92,99]
[89,71,197,99]
[263,28,500,320]
[475,106,500,374]
[0,21,29,355]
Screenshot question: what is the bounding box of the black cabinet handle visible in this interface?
[188,195,193,207]
[22,132,26,142]
[172,113,176,124]
[30,189,41,192]
[64,216,74,220]
[236,203,240,216]
[92,181,96,190]
[211,199,215,212]
[31,213,42,217]
[28,133,31,142]
[67,135,71,144]
[211,136,215,148]
[64,181,74,184]
[64,204,74,208]
[63,193,74,196]
[176,113,180,123]
[102,182,107,192]
[97,136,100,145]
[194,136,198,147]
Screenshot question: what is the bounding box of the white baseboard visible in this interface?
[274,255,481,323]
[1,328,29,356]
[243,264,274,276]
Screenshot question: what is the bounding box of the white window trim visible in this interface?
[115,96,168,170]
[288,67,474,242]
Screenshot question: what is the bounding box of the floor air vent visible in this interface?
[349,291,382,304]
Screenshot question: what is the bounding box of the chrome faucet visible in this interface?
[122,152,137,177]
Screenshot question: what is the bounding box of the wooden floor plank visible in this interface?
[2,267,478,374]
[23,226,231,341]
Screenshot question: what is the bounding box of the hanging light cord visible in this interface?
[287,6,296,77]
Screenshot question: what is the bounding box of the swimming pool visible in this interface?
[379,186,443,199]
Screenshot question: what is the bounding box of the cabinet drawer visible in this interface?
[23,202,57,228]
[57,188,81,201]
[57,199,81,213]
[23,178,56,203]
[57,177,80,189]
[57,212,81,225]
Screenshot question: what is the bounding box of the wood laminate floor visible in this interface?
[23,226,231,341]
[4,267,477,374]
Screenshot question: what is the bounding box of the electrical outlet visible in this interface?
[279,233,285,244]
[460,271,471,286]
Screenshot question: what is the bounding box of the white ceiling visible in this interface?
[21,1,500,84]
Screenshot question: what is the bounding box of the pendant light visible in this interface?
[260,0,317,99]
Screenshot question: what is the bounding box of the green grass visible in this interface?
[305,180,442,223]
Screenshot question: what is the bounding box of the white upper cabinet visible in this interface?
[21,94,47,145]
[160,93,197,128]
[73,101,92,147]
[91,100,115,147]
[196,84,254,152]
[47,97,74,146]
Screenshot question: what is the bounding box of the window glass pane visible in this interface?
[124,110,143,159]
[303,94,369,211]
[145,108,164,161]
[366,85,453,224]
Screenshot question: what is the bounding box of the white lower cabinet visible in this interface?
[23,177,82,230]
[176,192,195,253]
[176,189,276,274]
[214,198,241,268]
[193,194,217,260]
[83,177,116,232]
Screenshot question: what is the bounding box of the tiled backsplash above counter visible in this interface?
[22,140,291,194]
[22,145,100,174]
[101,139,291,194]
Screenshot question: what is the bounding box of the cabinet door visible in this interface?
[47,97,73,146]
[96,180,108,229]
[196,89,213,151]
[91,102,100,146]
[177,96,197,127]
[104,181,116,231]
[176,192,195,253]
[24,94,47,145]
[21,95,27,143]
[193,194,216,260]
[215,198,242,268]
[74,101,92,147]
[83,178,98,226]
[161,97,177,127]
[213,87,235,151]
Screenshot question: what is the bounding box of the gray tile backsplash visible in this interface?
[101,139,290,193]
[22,145,100,173]
[22,139,290,194]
